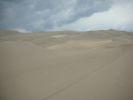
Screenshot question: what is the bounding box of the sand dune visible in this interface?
[0,30,133,100]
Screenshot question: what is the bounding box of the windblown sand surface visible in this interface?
[0,30,133,100]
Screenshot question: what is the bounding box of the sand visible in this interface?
[0,30,133,100]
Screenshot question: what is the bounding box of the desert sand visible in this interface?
[0,30,133,100]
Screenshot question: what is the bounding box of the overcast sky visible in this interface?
[0,0,133,32]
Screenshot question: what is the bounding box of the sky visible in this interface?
[0,0,133,32]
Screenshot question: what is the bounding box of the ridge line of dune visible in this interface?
[41,48,127,100]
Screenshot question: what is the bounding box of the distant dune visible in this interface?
[0,30,133,100]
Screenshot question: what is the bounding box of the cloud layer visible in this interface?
[0,0,133,32]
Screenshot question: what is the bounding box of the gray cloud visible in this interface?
[0,0,113,31]
[60,0,112,25]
